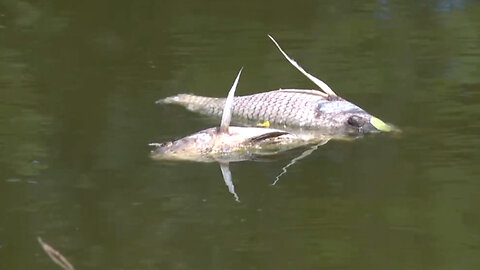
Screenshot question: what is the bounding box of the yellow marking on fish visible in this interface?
[370,117,393,132]
[257,120,271,128]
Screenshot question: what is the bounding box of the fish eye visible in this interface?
[347,115,364,127]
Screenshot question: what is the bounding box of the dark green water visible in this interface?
[1,0,480,269]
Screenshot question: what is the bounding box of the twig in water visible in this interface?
[37,237,75,270]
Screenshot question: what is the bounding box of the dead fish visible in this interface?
[150,68,309,163]
[151,68,315,201]
[158,35,394,136]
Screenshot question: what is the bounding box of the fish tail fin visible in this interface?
[156,94,196,105]
[156,94,225,115]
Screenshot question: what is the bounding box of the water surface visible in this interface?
[1,1,480,269]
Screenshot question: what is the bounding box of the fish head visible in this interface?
[315,97,394,135]
[150,130,215,162]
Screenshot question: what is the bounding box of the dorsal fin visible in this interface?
[268,35,337,97]
[220,67,243,133]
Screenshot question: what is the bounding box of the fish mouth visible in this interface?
[366,116,396,133]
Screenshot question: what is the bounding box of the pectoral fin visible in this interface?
[220,68,243,134]
[268,35,337,97]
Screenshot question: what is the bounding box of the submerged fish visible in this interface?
[158,35,394,136]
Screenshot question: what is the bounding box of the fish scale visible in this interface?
[158,87,395,135]
[161,89,335,129]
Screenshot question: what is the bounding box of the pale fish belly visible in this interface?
[150,126,308,162]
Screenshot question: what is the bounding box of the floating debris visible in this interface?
[37,237,75,270]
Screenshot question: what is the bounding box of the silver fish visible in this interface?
[149,125,307,163]
[151,69,318,201]
[150,69,311,163]
[158,35,394,136]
